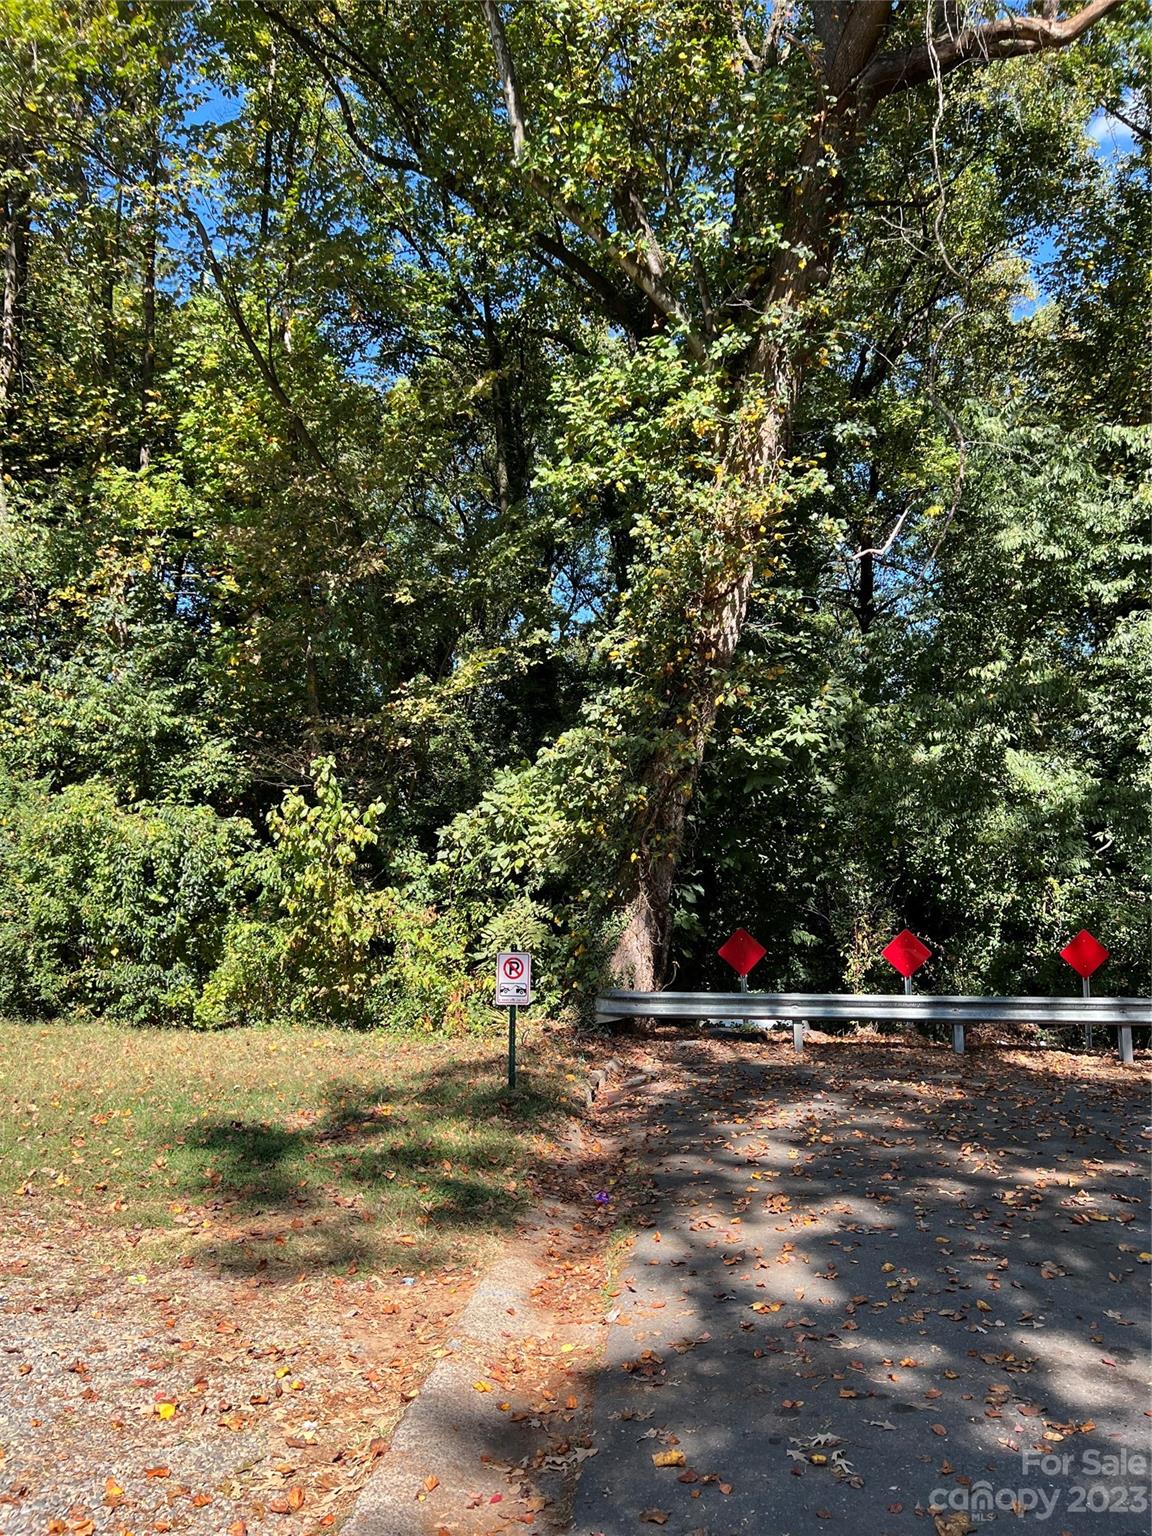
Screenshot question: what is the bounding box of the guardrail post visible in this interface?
[952,1023,965,1054]
[1118,1026,1134,1064]
[792,1018,805,1052]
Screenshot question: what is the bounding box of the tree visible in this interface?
[0,0,1142,1028]
[253,0,1131,985]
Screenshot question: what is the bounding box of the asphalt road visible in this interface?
[571,1040,1151,1536]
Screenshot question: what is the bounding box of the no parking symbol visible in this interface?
[495,951,531,1007]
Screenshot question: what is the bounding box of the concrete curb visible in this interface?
[344,1252,556,1536]
[344,1187,608,1532]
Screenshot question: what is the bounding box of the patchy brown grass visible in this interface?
[0,1019,584,1274]
[0,1019,589,1535]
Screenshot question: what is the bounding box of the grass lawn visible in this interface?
[0,1018,582,1273]
[0,1019,591,1535]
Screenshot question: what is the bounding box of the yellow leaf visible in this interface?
[652,1449,686,1468]
[155,1402,176,1420]
[473,1380,493,1392]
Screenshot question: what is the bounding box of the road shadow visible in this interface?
[563,1033,1151,1534]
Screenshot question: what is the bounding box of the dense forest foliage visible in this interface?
[0,0,1147,1028]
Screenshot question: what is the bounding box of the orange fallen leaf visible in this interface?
[423,1476,440,1493]
[103,1479,124,1507]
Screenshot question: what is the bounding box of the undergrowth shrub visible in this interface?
[0,774,256,1024]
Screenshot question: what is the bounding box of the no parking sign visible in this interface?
[495,951,531,1007]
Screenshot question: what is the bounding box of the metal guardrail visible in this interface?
[594,991,1151,1063]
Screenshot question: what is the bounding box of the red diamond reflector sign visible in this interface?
[881,929,931,978]
[718,928,766,978]
[1060,929,1109,978]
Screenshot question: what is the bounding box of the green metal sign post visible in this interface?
[496,951,531,1090]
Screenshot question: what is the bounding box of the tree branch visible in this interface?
[478,0,707,360]
[863,0,1128,100]
[480,0,527,159]
[187,207,338,481]
[1104,100,1150,145]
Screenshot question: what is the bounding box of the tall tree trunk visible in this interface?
[138,182,158,468]
[0,142,30,519]
[138,66,169,468]
[610,348,799,989]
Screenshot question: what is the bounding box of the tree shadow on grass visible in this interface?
[178,1053,578,1277]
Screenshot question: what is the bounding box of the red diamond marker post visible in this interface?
[1060,929,1109,980]
[718,928,766,992]
[1060,929,1109,1049]
[881,929,931,995]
